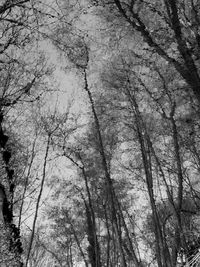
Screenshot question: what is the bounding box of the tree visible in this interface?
[93,50,200,266]
[0,1,58,265]
[25,0,200,266]
[97,0,200,105]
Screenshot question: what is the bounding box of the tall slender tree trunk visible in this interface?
[83,69,135,267]
[25,135,50,267]
[82,167,102,267]
[125,87,165,266]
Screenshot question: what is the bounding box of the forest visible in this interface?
[0,0,200,267]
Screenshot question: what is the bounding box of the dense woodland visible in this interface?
[1,0,200,266]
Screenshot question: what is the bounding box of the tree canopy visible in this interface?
[1,0,200,266]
